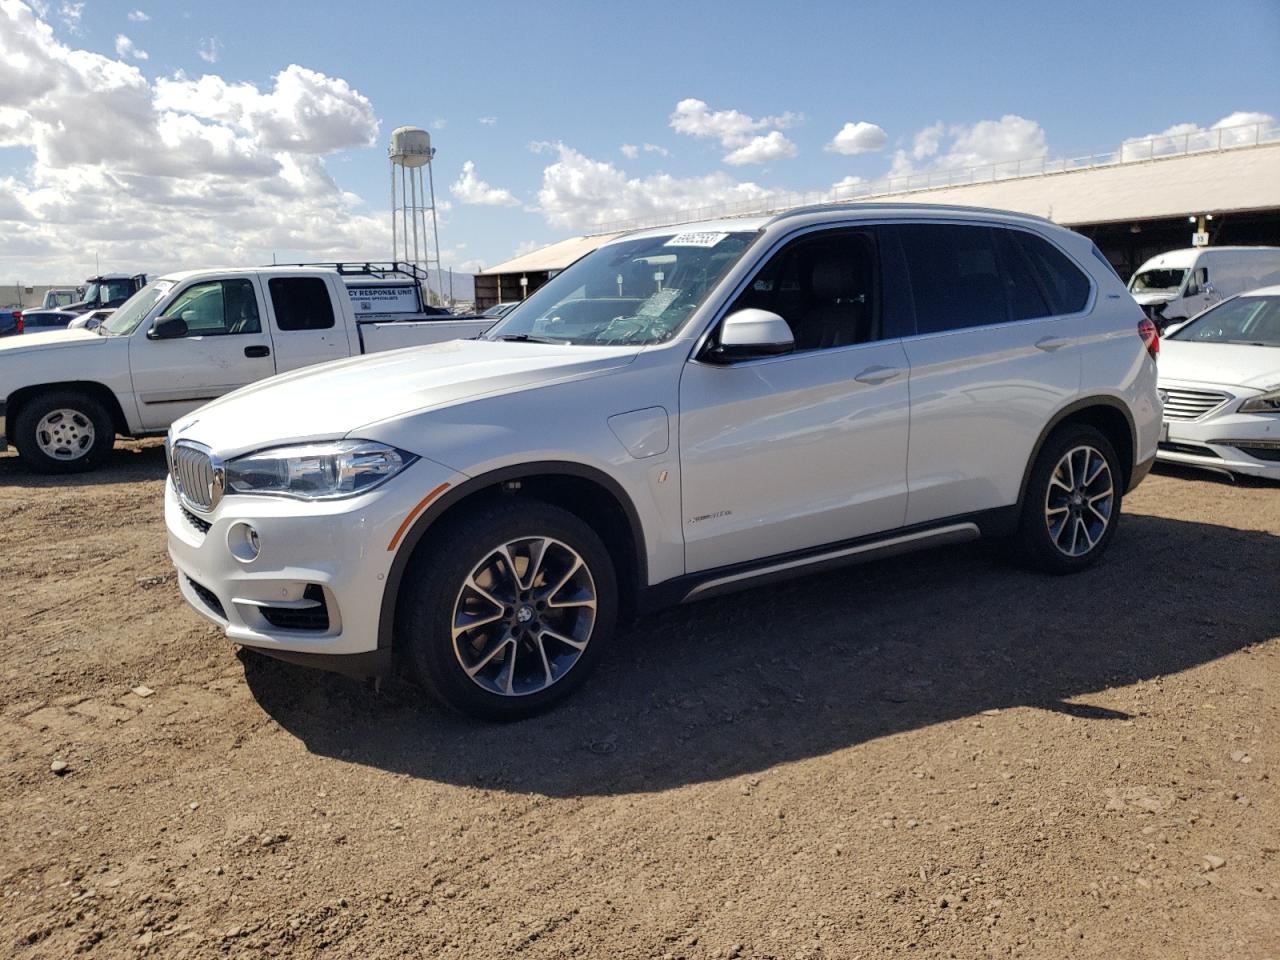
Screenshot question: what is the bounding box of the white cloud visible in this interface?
[0,1,390,280]
[450,160,519,206]
[432,117,447,130]
[1120,110,1276,161]
[57,1,82,30]
[723,130,798,166]
[127,9,148,21]
[477,116,497,126]
[669,98,797,149]
[114,34,148,61]
[154,65,378,154]
[198,36,220,63]
[621,142,671,160]
[825,120,887,155]
[511,238,542,259]
[889,115,1047,177]
[534,142,769,230]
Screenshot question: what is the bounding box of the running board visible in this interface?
[680,522,981,602]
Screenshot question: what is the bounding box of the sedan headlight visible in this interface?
[225,440,417,500]
[1239,388,1280,415]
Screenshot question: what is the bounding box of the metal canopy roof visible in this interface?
[478,233,625,276]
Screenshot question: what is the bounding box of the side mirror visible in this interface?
[148,315,188,340]
[703,308,794,363]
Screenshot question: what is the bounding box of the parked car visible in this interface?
[481,301,521,319]
[162,204,1160,720]
[42,288,82,309]
[0,266,497,472]
[0,308,21,337]
[17,309,78,333]
[1129,246,1280,330]
[1156,286,1280,480]
[66,308,115,331]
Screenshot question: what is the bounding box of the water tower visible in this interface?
[389,126,444,304]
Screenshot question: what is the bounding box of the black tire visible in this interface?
[396,498,619,721]
[12,389,116,474]
[1014,423,1123,574]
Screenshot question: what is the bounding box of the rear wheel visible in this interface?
[13,389,115,474]
[397,499,618,720]
[1014,424,1121,573]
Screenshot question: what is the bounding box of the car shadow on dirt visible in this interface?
[242,512,1278,797]
[0,441,167,487]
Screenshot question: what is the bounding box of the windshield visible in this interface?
[1168,295,1280,346]
[101,280,173,335]
[1130,268,1187,294]
[483,230,758,345]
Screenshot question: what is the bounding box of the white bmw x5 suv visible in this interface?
[165,204,1161,719]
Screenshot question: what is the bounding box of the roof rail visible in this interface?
[764,201,1057,227]
[265,261,430,282]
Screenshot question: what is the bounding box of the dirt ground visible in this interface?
[0,440,1277,959]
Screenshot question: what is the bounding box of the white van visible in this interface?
[1128,246,1280,329]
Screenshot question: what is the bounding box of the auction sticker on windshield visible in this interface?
[665,232,729,248]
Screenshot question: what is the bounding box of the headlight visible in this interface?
[1239,388,1280,415]
[225,440,417,500]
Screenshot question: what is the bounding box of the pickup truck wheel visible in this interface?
[398,499,618,721]
[1014,424,1121,574]
[13,390,115,474]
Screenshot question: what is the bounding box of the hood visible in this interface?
[1159,339,1280,390]
[0,327,103,355]
[1131,291,1176,307]
[172,338,641,456]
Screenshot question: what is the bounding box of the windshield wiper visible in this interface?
[493,333,567,344]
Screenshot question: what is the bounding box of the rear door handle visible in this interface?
[1035,336,1069,352]
[853,364,902,385]
[245,345,271,358]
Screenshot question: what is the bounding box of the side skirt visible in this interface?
[639,507,1017,612]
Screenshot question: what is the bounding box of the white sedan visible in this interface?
[1157,286,1280,480]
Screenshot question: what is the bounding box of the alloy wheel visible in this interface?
[1044,444,1114,557]
[451,536,597,697]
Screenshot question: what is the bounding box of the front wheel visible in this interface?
[1014,424,1122,574]
[12,389,116,474]
[397,499,618,720]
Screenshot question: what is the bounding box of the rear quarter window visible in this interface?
[1012,232,1092,314]
[268,277,336,331]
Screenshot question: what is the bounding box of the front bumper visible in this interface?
[165,457,466,674]
[1155,386,1280,481]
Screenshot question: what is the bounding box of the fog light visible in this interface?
[227,522,261,563]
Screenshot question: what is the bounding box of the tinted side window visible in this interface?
[269,278,335,331]
[993,229,1053,321]
[897,224,1008,333]
[1013,232,1091,314]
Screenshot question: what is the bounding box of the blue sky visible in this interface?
[1,0,1278,287]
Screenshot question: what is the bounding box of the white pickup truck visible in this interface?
[0,265,495,472]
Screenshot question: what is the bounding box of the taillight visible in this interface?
[13,310,22,335]
[1138,316,1159,361]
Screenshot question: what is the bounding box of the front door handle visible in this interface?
[245,345,271,358]
[1035,336,1069,352]
[853,364,902,385]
